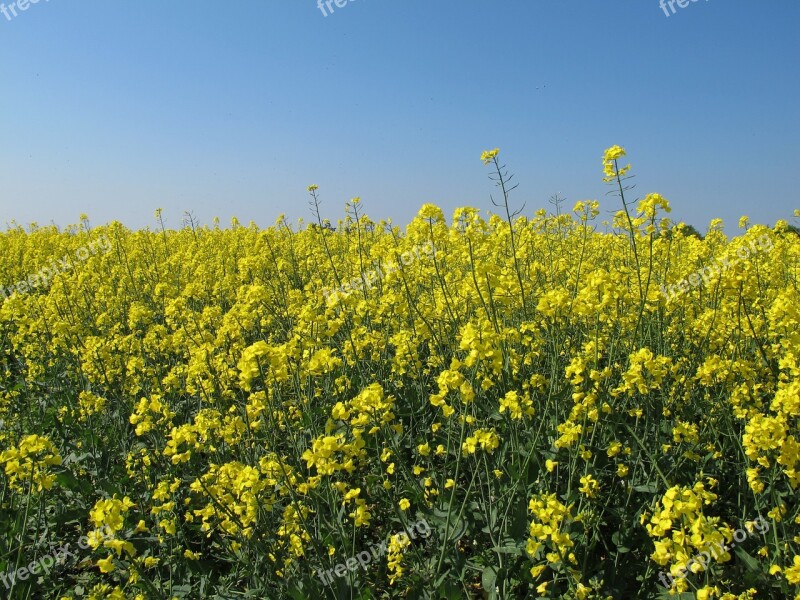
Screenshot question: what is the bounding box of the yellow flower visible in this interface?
[343,487,361,502]
[347,500,370,526]
[785,556,800,584]
[536,581,550,594]
[602,145,630,181]
[418,204,444,220]
[603,145,626,161]
[461,429,500,456]
[387,531,412,584]
[159,519,177,535]
[578,474,599,498]
[607,442,622,457]
[331,402,350,421]
[96,556,115,573]
[0,434,62,492]
[399,498,411,511]
[481,148,500,164]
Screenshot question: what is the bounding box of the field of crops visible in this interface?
[1,147,799,600]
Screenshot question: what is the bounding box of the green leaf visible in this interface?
[494,544,524,556]
[481,565,498,597]
[734,545,761,573]
[633,483,658,494]
[611,531,631,553]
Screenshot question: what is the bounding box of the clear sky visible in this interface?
[1,0,798,233]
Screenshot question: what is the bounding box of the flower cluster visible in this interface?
[0,434,62,492]
[526,493,577,594]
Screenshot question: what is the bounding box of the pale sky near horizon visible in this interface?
[1,1,798,234]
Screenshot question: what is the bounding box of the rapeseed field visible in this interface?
[1,147,799,599]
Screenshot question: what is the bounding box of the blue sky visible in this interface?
[1,0,798,233]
